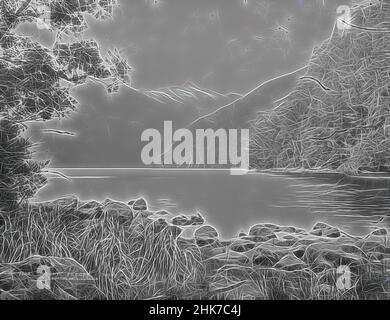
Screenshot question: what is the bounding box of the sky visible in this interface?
[24,0,354,167]
[83,0,351,94]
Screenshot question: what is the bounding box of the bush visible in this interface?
[251,0,390,173]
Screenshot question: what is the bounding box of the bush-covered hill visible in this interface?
[251,0,390,174]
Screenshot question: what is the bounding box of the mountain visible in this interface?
[250,1,390,173]
[188,66,307,130]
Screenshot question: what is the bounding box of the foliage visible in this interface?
[251,0,390,174]
[0,0,130,212]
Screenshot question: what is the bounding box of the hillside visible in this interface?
[251,0,390,174]
[189,66,307,130]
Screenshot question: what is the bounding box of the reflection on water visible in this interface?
[272,172,390,234]
[36,169,390,238]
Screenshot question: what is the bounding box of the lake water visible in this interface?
[35,169,390,239]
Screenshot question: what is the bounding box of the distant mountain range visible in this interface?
[188,66,307,130]
[139,81,241,110]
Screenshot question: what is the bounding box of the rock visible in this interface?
[171,215,193,226]
[309,229,323,237]
[206,251,249,266]
[194,225,219,247]
[252,248,280,267]
[303,243,362,269]
[323,227,341,238]
[132,198,148,211]
[261,223,282,232]
[252,254,275,267]
[280,226,296,233]
[364,229,388,244]
[150,218,168,233]
[340,244,363,255]
[171,213,205,226]
[297,237,325,246]
[310,222,340,238]
[51,196,79,211]
[292,247,305,259]
[138,210,154,218]
[268,238,298,247]
[190,213,205,225]
[150,219,182,238]
[274,254,306,271]
[229,239,256,253]
[0,256,102,300]
[78,201,101,214]
[195,225,218,239]
[101,199,133,224]
[371,228,388,236]
[168,225,183,238]
[238,231,247,238]
[312,222,333,231]
[248,224,277,242]
[357,240,390,254]
[155,210,170,216]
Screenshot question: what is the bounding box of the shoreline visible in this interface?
[1,197,389,300]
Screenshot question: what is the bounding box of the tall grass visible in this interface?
[0,199,388,300]
[0,201,205,299]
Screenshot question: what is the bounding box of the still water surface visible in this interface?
[36,169,390,239]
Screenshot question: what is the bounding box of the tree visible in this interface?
[0,0,131,212]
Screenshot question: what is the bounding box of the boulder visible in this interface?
[309,229,323,237]
[371,228,388,236]
[206,251,250,266]
[310,222,341,238]
[78,201,101,215]
[323,227,341,238]
[238,231,247,238]
[150,218,183,238]
[229,239,256,253]
[248,224,277,242]
[252,247,281,267]
[132,198,148,211]
[303,243,363,269]
[274,254,306,271]
[171,213,205,226]
[171,215,192,226]
[155,210,170,216]
[365,229,388,244]
[51,196,79,211]
[101,199,133,224]
[168,225,183,239]
[151,218,169,233]
[279,226,296,233]
[312,222,333,231]
[138,211,154,218]
[194,225,219,247]
[190,213,205,225]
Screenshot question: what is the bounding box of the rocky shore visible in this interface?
[0,197,388,300]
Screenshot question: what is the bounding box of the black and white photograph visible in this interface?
[0,0,389,307]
